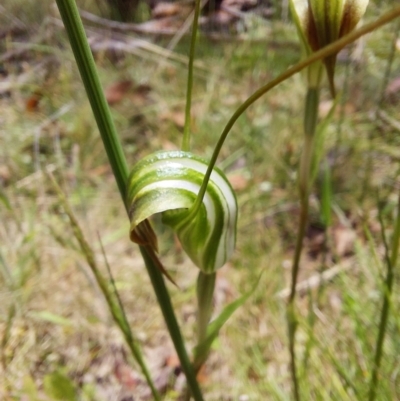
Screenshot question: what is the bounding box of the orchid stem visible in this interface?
[182,0,202,151]
[196,271,216,345]
[287,87,319,401]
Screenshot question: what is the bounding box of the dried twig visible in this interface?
[276,258,355,299]
[80,8,179,35]
[377,109,400,133]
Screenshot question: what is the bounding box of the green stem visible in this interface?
[184,272,216,401]
[368,191,400,401]
[182,0,202,151]
[186,5,400,219]
[335,58,350,159]
[55,1,203,399]
[196,271,216,345]
[140,249,204,401]
[287,88,320,401]
[302,162,331,373]
[377,19,400,108]
[55,0,128,197]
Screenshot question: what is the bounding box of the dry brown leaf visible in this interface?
[134,83,152,95]
[149,351,180,395]
[332,225,356,257]
[306,224,326,259]
[341,102,356,116]
[113,359,138,391]
[89,164,110,177]
[160,110,185,128]
[224,0,257,10]
[215,265,235,312]
[161,140,179,151]
[165,353,180,369]
[329,291,342,312]
[152,2,181,19]
[196,364,208,384]
[385,76,400,104]
[129,83,152,106]
[319,99,355,118]
[203,9,236,26]
[0,165,11,183]
[202,0,223,15]
[25,90,42,112]
[105,80,133,105]
[153,367,173,395]
[227,173,249,191]
[135,17,184,34]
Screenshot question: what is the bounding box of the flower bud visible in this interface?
[290,0,369,94]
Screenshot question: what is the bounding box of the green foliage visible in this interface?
[29,311,73,327]
[43,370,78,401]
[20,376,42,401]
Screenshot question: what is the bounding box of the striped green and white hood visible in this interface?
[126,151,238,274]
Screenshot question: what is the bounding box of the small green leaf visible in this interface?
[30,311,73,327]
[21,375,41,401]
[0,189,12,211]
[193,272,263,370]
[43,370,77,401]
[1,304,16,359]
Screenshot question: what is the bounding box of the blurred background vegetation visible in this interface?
[0,0,400,399]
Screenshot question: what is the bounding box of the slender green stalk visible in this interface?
[196,272,216,345]
[1,303,16,370]
[368,191,400,401]
[186,5,400,218]
[377,20,400,108]
[184,272,216,401]
[182,0,218,389]
[336,59,350,148]
[55,1,203,399]
[182,0,202,151]
[287,88,320,401]
[140,249,204,401]
[302,161,332,373]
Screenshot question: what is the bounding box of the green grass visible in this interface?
[1,1,400,400]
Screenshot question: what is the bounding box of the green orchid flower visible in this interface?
[126,151,238,275]
[290,0,369,94]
